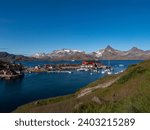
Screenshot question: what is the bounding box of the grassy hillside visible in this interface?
[14,60,150,113]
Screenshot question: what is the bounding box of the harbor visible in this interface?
[0,60,111,80]
[0,60,127,80]
[24,61,112,74]
[0,60,141,112]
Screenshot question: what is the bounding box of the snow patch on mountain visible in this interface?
[32,53,46,58]
[95,49,104,57]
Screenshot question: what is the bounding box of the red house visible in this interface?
[82,61,95,65]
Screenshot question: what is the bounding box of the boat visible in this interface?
[101,69,112,75]
[92,69,99,73]
[107,71,112,75]
[114,72,119,75]
[47,71,72,74]
[77,68,89,71]
[101,70,105,74]
[119,64,124,67]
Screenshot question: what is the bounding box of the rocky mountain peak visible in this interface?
[105,45,114,50]
[129,47,144,52]
[31,46,150,60]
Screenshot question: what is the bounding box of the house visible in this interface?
[34,65,41,70]
[44,65,53,70]
[82,61,101,68]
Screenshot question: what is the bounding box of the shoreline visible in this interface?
[13,60,150,113]
[0,59,144,112]
[13,70,122,113]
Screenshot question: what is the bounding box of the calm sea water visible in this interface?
[0,60,142,112]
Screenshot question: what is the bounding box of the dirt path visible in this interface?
[77,77,120,98]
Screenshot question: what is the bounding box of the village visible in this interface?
[0,60,112,80]
[25,61,111,74]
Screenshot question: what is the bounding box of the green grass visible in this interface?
[14,60,150,113]
[117,66,146,84]
[14,94,75,113]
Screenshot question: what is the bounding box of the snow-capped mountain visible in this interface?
[92,45,122,58]
[49,49,85,57]
[32,49,94,60]
[94,49,105,57]
[32,46,150,60]
[32,53,47,58]
[1,45,149,62]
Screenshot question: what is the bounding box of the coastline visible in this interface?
[14,60,150,113]
[12,68,128,112]
[0,60,143,112]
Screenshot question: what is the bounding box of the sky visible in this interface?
[0,0,150,55]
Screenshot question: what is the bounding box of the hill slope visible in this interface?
[0,52,35,62]
[14,60,150,113]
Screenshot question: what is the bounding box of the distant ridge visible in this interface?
[32,46,150,60]
[0,46,150,61]
[0,52,35,62]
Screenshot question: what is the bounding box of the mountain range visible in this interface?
[0,45,150,61]
[32,49,94,61]
[32,45,150,60]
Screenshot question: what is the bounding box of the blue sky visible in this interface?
[0,0,150,55]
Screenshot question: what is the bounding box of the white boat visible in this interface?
[47,71,72,74]
[114,69,124,75]
[107,71,112,75]
[101,70,105,74]
[92,70,98,73]
[119,64,124,67]
[101,69,107,74]
[101,69,112,75]
[77,68,89,71]
[114,72,119,75]
[120,70,124,73]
